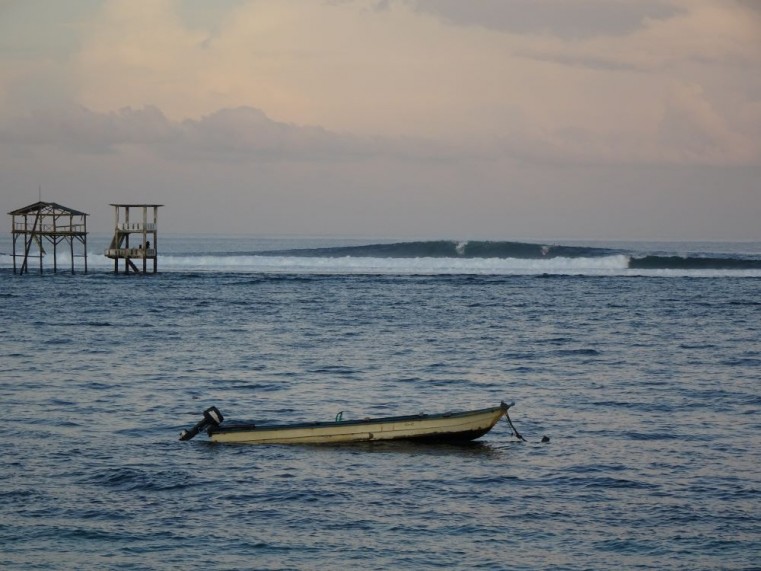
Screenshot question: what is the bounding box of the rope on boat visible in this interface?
[504,406,527,442]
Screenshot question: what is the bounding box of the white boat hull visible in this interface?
[207,404,509,445]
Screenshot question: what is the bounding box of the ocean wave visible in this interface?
[629,255,761,270]
[259,239,616,259]
[2,239,761,276]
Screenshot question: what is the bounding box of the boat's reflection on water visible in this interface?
[199,436,521,458]
[331,438,516,458]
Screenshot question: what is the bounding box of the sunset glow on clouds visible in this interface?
[1,0,759,239]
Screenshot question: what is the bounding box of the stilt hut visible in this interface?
[105,204,162,274]
[8,201,89,274]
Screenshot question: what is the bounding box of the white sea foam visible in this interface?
[4,251,761,277]
[139,253,632,275]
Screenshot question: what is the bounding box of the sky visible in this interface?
[1,0,760,241]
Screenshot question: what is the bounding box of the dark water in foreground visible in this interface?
[1,238,760,569]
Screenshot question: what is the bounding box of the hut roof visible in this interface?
[8,201,88,217]
[109,204,164,207]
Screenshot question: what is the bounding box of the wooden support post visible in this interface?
[142,205,147,274]
[83,216,88,274]
[11,232,17,274]
[53,214,58,274]
[155,205,159,273]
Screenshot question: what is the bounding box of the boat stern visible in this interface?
[179,406,224,441]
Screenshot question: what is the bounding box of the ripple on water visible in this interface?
[1,269,760,570]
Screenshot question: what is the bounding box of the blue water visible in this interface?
[1,236,760,569]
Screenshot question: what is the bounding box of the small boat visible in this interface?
[179,401,522,445]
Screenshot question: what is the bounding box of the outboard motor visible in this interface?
[179,406,224,441]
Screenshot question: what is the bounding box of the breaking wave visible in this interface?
[260,240,616,259]
[3,239,760,276]
[155,253,632,275]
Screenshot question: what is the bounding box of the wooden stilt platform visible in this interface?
[105,204,162,274]
[8,201,89,274]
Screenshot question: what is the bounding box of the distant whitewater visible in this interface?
[261,240,761,269]
[3,238,760,276]
[156,239,761,276]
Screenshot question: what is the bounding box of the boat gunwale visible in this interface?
[209,405,506,435]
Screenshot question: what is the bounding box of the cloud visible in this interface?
[408,0,681,39]
[0,0,759,169]
[0,104,465,163]
[2,99,757,168]
[0,105,174,153]
[657,82,758,164]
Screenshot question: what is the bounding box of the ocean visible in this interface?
[1,235,759,570]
